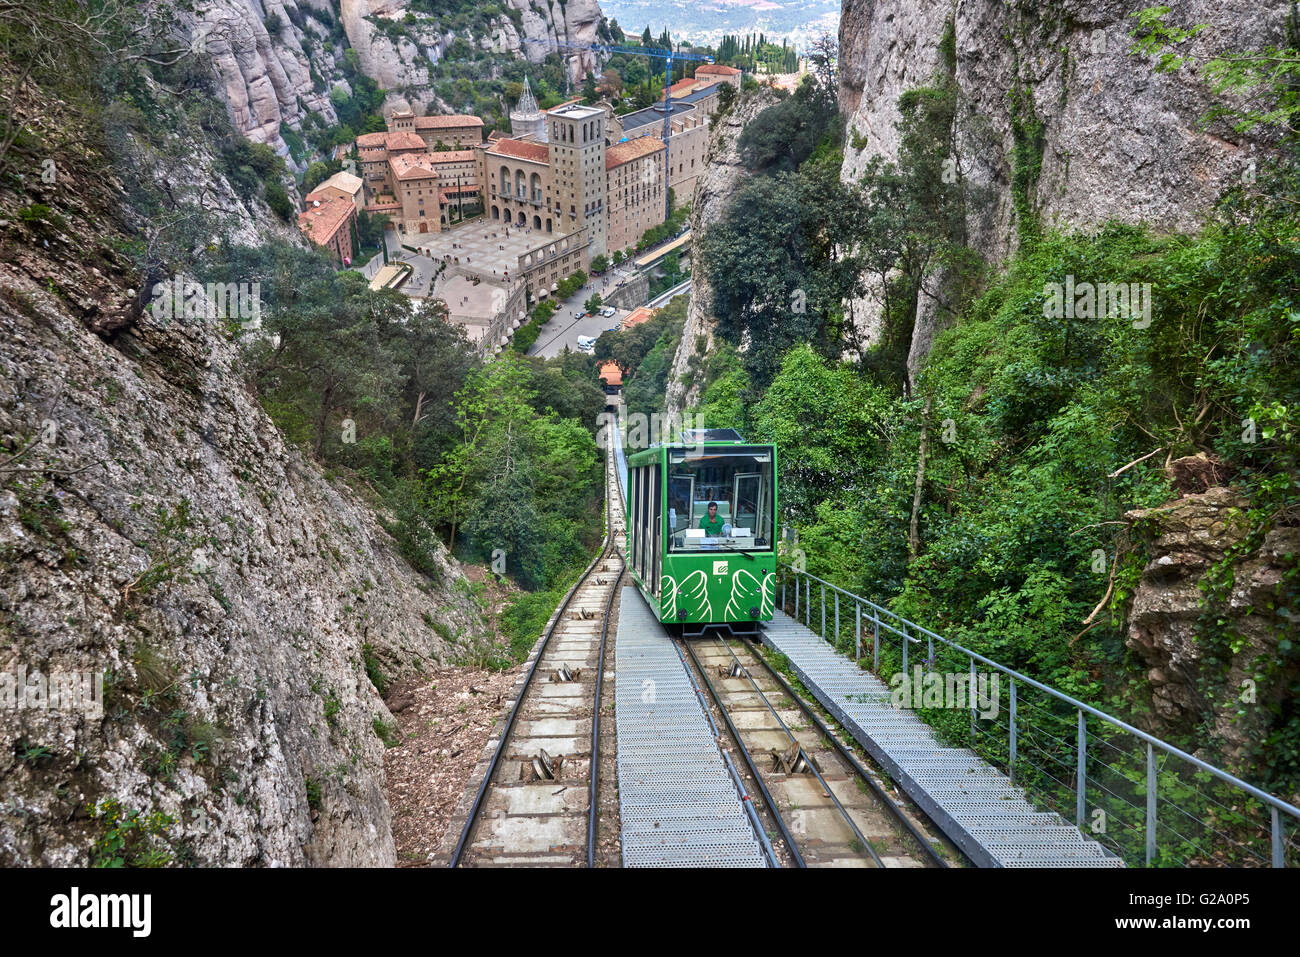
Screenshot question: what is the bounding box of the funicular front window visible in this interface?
[666,447,773,552]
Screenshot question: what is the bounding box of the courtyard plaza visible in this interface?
[412,219,553,286]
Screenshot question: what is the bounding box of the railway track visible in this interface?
[680,635,954,867]
[446,447,625,867]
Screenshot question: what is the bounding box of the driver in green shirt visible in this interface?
[700,501,727,537]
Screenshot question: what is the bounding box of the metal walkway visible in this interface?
[615,588,771,867]
[762,611,1125,867]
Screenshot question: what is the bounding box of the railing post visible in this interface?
[1273,807,1284,868]
[855,603,861,662]
[820,584,826,639]
[901,621,908,674]
[969,656,977,744]
[805,579,810,627]
[1077,710,1087,827]
[1008,678,1017,782]
[782,576,787,614]
[834,592,840,651]
[872,613,879,671]
[1146,742,1157,867]
[928,636,934,672]
[794,574,799,621]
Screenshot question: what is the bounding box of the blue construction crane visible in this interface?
[523,37,715,218]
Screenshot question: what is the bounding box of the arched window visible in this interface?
[499,165,510,195]
[515,169,526,197]
[517,210,526,226]
[530,172,541,201]
[491,205,499,220]
[533,215,541,229]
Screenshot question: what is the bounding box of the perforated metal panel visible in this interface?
[762,612,1124,868]
[615,590,768,867]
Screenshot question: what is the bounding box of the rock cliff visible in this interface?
[1125,487,1300,773]
[0,73,484,867]
[837,0,1295,380]
[196,0,604,161]
[665,88,780,419]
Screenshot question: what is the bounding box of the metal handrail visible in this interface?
[778,562,1300,866]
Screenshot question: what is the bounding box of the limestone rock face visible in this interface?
[0,102,484,867]
[195,0,605,162]
[665,88,780,419]
[196,0,345,165]
[837,0,1294,378]
[1124,489,1300,770]
[337,0,603,116]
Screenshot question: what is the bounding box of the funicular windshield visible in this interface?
[666,446,774,552]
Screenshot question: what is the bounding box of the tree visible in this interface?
[698,158,864,387]
[582,71,598,104]
[584,293,603,314]
[589,253,609,274]
[738,75,840,173]
[808,33,837,96]
[303,160,339,192]
[717,83,737,115]
[641,26,653,47]
[598,69,623,99]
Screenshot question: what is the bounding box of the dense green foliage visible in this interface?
[691,14,1300,807]
[205,242,606,633]
[594,296,688,424]
[737,76,842,174]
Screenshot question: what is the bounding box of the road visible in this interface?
[527,264,643,359]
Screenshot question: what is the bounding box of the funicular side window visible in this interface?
[629,467,641,578]
[650,462,661,595]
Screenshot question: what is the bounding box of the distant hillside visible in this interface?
[601,0,839,48]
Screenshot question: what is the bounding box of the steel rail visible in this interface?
[670,636,781,868]
[449,445,618,868]
[744,636,953,868]
[681,638,804,868]
[705,636,885,866]
[587,465,627,867]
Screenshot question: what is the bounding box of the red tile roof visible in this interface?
[390,154,439,181]
[487,138,550,163]
[622,306,655,328]
[606,136,665,169]
[696,64,741,76]
[414,114,484,129]
[425,150,478,165]
[297,196,355,247]
[386,130,427,151]
[357,132,388,149]
[598,361,623,386]
[669,78,697,96]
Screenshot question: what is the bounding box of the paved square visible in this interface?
[436,274,507,344]
[415,219,551,283]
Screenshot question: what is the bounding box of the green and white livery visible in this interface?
[624,429,778,633]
